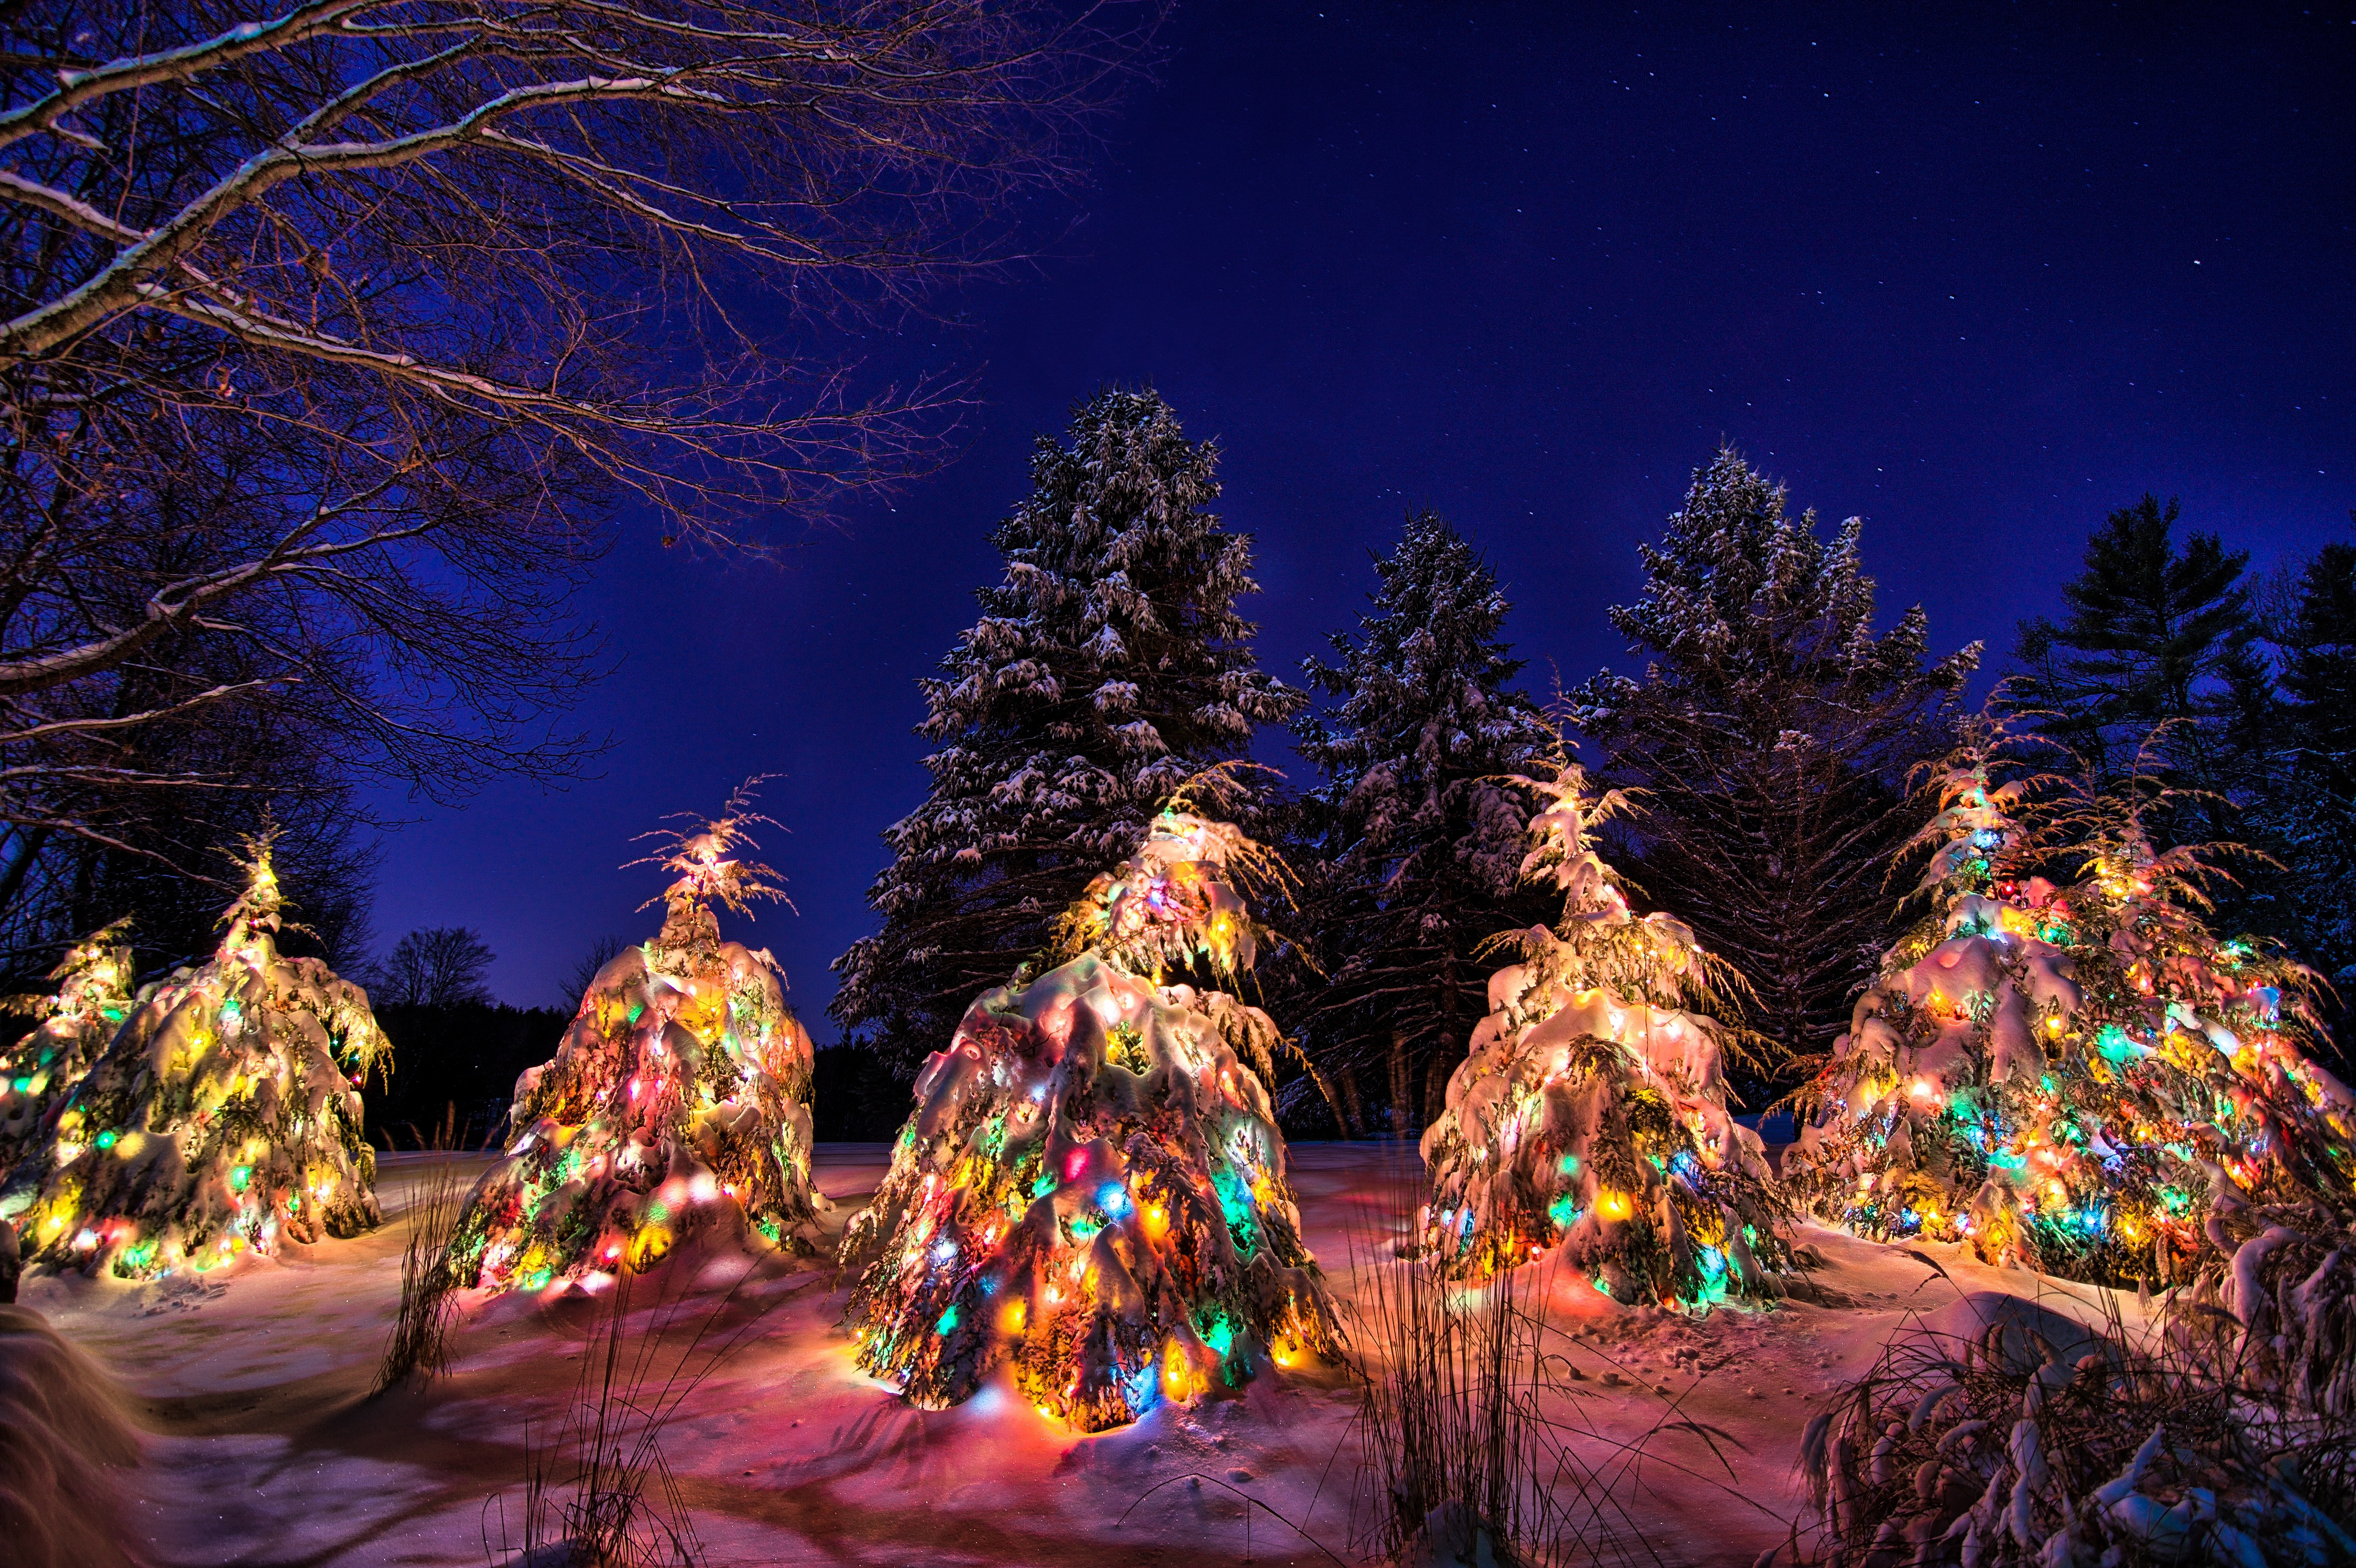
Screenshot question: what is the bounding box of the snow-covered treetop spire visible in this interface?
[218,834,285,953]
[1051,771,1289,983]
[1897,711,2057,910]
[30,917,132,1020]
[631,776,791,953]
[1493,755,1735,1015]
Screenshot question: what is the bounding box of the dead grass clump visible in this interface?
[1347,1159,1770,1567]
[374,1154,470,1396]
[488,1262,777,1568]
[1795,1279,2356,1566]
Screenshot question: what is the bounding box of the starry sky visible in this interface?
[365,0,2355,1026]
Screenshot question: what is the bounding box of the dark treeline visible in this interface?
[360,1003,571,1153]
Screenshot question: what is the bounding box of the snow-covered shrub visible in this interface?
[15,848,386,1279]
[0,920,134,1199]
[1785,721,2356,1295]
[842,807,1339,1432]
[1797,1286,2356,1566]
[448,783,826,1293]
[1417,763,1787,1303]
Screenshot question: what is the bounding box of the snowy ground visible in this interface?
[20,1144,2153,1567]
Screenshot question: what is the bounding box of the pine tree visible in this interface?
[2006,494,2257,811]
[833,388,1300,1077]
[842,805,1337,1432]
[1786,719,2356,1302]
[1418,763,1787,1304]
[447,782,828,1290]
[1290,512,1556,1135]
[17,842,388,1279]
[2254,533,2356,1045]
[0,920,134,1202]
[1569,448,1979,1085]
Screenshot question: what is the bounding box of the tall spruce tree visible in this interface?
[832,388,1299,1077]
[1290,513,1556,1134]
[1569,448,1979,1091]
[2006,495,2258,805]
[2251,532,2356,1048]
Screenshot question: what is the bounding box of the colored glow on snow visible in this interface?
[1595,1189,1634,1222]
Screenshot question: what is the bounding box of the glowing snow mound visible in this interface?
[844,808,1338,1432]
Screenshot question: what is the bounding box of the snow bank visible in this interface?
[0,1304,142,1568]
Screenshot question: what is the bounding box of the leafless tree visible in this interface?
[560,931,625,1007]
[0,0,1150,923]
[369,922,496,1006]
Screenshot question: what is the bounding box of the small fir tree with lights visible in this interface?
[0,921,136,1202]
[1417,759,1788,1305]
[842,797,1338,1432]
[17,842,387,1278]
[1785,721,2356,1297]
[447,781,828,1291]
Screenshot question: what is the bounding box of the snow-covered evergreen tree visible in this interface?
[1786,720,2356,1295]
[833,388,1300,1077]
[1569,447,1979,1084]
[1290,511,1555,1133]
[1418,761,1786,1302]
[15,843,387,1279]
[447,783,826,1291]
[0,921,134,1201]
[843,804,1337,1432]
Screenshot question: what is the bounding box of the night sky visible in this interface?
[366,1,2354,1029]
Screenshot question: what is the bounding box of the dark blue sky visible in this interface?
[368,0,2355,1028]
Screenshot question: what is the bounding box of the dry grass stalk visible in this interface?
[490,1262,778,1568]
[371,1151,469,1397]
[1347,1159,1775,1567]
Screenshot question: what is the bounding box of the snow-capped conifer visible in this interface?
[1570,448,1978,1078]
[448,782,826,1291]
[0,921,135,1199]
[1418,762,1786,1304]
[833,388,1300,1076]
[17,843,387,1278]
[844,802,1337,1432]
[1786,721,2356,1296]
[1292,511,1555,1133]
